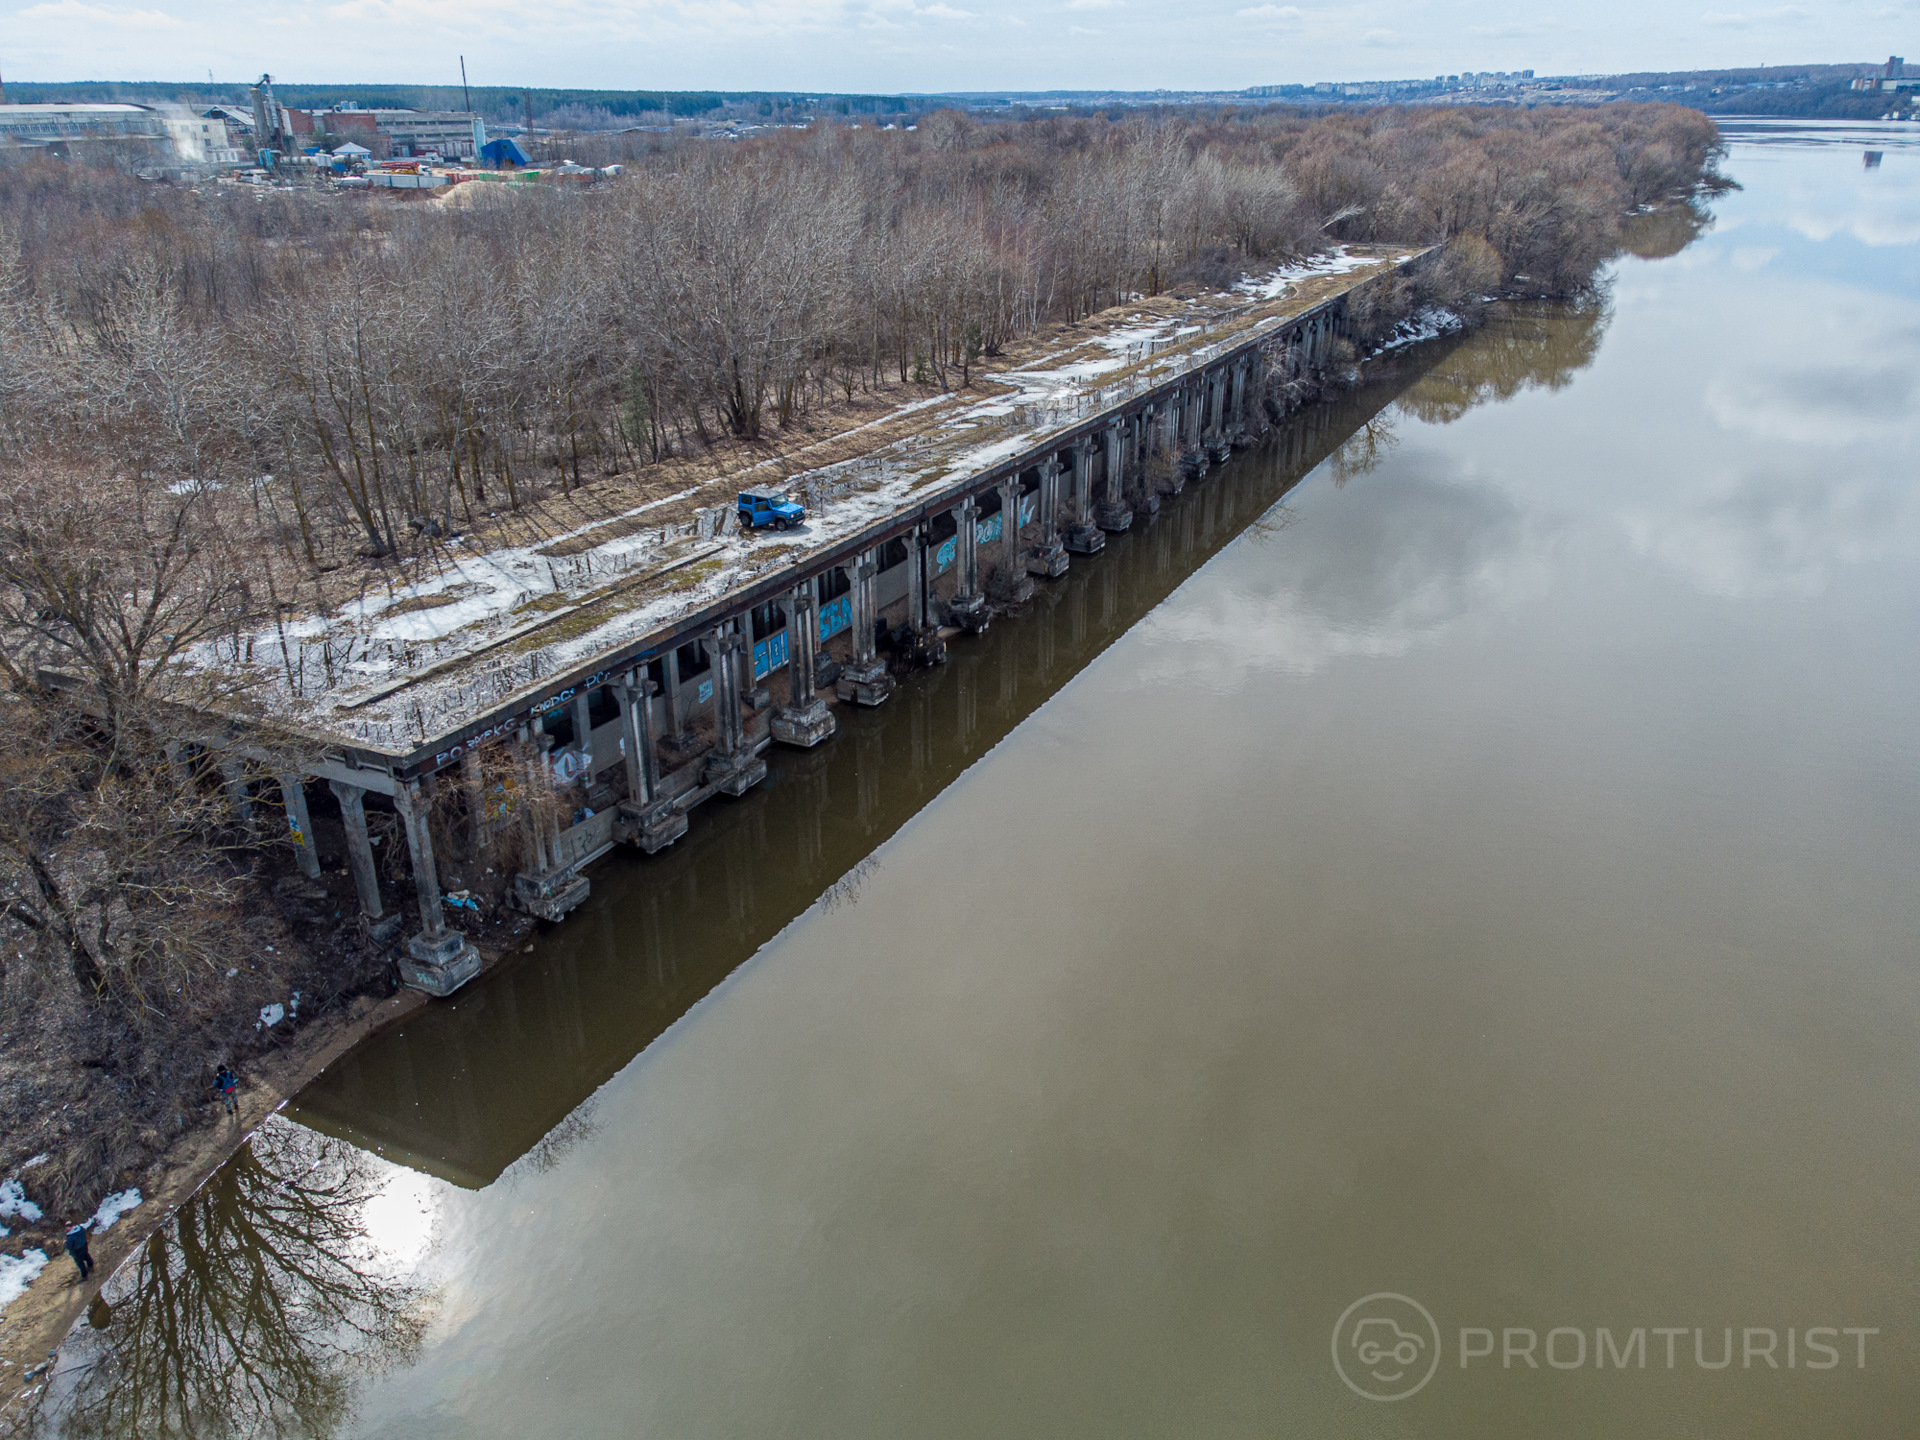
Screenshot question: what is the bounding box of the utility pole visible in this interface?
[460,55,471,114]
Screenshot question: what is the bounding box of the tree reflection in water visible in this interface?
[1619,198,1716,260]
[1394,299,1613,426]
[34,1119,433,1440]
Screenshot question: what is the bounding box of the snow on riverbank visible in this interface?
[87,1189,141,1234]
[1368,307,1466,355]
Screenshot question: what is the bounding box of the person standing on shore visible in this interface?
[64,1220,92,1281]
[214,1065,239,1118]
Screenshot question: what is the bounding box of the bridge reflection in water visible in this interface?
[288,303,1606,1189]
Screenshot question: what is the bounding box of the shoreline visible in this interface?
[0,975,439,1426]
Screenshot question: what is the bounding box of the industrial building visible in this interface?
[0,101,246,167]
[282,104,487,159]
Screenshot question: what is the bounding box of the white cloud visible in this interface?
[18,0,185,25]
[917,2,973,16]
[1701,4,1807,25]
[1066,0,1121,8]
[1362,26,1399,44]
[1069,23,1102,33]
[1236,2,1303,20]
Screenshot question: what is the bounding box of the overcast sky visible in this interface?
[0,0,1908,93]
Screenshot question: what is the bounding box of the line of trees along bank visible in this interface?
[0,104,1722,565]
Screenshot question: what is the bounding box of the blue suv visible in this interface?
[737,489,806,531]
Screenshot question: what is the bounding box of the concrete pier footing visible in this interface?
[837,657,896,706]
[992,570,1036,607]
[509,866,592,923]
[948,591,991,632]
[1095,500,1134,532]
[899,627,949,667]
[771,695,837,748]
[399,927,483,997]
[706,750,769,797]
[614,797,688,852]
[1026,542,1069,579]
[1065,524,1106,555]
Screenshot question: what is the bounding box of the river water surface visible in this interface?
[34,121,1920,1439]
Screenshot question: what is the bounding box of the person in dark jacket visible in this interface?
[64,1221,92,1281]
[214,1065,239,1117]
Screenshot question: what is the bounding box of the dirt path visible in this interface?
[0,985,430,1426]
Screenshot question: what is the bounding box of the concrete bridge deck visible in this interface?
[188,244,1428,993]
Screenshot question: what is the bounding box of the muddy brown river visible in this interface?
[33,120,1920,1439]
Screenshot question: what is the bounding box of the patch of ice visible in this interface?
[0,1179,43,1225]
[88,1189,141,1234]
[0,1248,48,1310]
[258,1003,285,1030]
[23,1154,49,1169]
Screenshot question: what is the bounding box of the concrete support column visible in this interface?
[1039,457,1061,540]
[999,475,1022,575]
[461,749,490,861]
[278,773,321,880]
[517,724,550,874]
[506,722,591,923]
[773,584,837,746]
[394,778,447,941]
[788,590,818,709]
[220,759,256,838]
[995,475,1035,605]
[949,496,990,631]
[328,779,384,922]
[900,524,948,665]
[1029,458,1069,578]
[851,552,877,666]
[1096,420,1132,532]
[571,688,593,773]
[711,623,744,758]
[1066,438,1104,554]
[907,527,929,631]
[836,549,894,706]
[617,671,660,806]
[393,776,480,996]
[706,622,764,794]
[663,647,685,738]
[615,667,687,849]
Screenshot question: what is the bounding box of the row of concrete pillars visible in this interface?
[270,326,1322,997]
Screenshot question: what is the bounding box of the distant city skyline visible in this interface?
[0,0,1899,93]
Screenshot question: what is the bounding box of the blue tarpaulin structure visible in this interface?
[480,137,531,168]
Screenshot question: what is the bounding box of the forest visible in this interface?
[0,102,1724,1226]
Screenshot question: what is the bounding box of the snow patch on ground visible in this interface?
[0,1179,43,1226]
[0,1248,48,1310]
[88,1189,142,1234]
[1234,247,1374,301]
